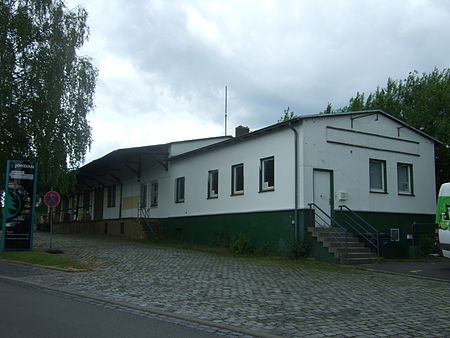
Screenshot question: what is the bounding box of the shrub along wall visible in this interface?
[52,218,145,239]
[159,210,296,254]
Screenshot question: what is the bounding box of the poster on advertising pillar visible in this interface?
[1,160,38,251]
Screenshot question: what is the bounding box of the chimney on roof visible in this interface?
[235,125,250,137]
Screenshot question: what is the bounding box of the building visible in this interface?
[56,110,439,260]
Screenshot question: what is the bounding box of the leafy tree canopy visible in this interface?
[278,107,299,122]
[321,68,450,185]
[0,0,98,194]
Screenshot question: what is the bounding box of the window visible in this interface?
[107,185,116,208]
[260,157,274,191]
[232,164,244,195]
[369,159,386,193]
[139,183,147,208]
[175,177,185,203]
[208,170,219,198]
[390,228,400,242]
[150,181,158,206]
[397,163,413,195]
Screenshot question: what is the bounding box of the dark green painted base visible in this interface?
[334,210,436,258]
[158,209,436,259]
[159,210,296,253]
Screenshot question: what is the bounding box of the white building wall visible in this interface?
[300,113,436,214]
[135,159,172,219]
[97,112,436,220]
[101,156,173,220]
[167,129,296,217]
[121,179,137,219]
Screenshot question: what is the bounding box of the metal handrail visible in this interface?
[137,202,150,218]
[308,203,348,254]
[338,205,379,256]
[339,205,378,232]
[137,203,153,233]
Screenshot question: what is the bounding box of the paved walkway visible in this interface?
[7,233,450,337]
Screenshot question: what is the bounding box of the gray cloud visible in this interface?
[69,0,450,160]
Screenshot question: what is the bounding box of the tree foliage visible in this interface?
[278,106,299,122]
[0,0,97,193]
[323,68,450,185]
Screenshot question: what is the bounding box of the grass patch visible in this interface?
[0,250,87,270]
[136,238,230,255]
[135,237,352,272]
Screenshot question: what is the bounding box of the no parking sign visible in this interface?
[44,191,61,250]
[44,191,61,208]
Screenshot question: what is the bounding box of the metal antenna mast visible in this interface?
[224,86,228,136]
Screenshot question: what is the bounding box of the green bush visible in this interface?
[288,240,308,259]
[209,231,230,248]
[257,242,271,256]
[230,233,255,255]
[418,234,436,256]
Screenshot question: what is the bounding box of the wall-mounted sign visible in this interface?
[1,160,38,251]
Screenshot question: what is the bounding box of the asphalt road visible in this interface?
[2,232,450,337]
[0,277,222,338]
[361,259,450,281]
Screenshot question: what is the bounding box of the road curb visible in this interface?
[353,265,450,283]
[0,273,282,338]
[0,258,89,272]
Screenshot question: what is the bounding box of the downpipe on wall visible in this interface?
[289,121,299,242]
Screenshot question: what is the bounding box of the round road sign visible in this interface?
[44,191,61,208]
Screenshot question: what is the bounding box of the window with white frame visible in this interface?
[150,181,158,207]
[260,157,274,191]
[397,163,413,195]
[175,177,185,203]
[390,228,400,242]
[232,164,244,195]
[107,185,116,208]
[369,159,386,193]
[208,170,219,199]
[140,183,147,208]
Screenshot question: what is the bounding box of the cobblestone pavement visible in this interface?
[11,233,450,337]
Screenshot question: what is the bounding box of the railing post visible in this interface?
[339,204,380,257]
[309,202,348,255]
[377,232,380,257]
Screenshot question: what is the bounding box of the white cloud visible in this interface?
[67,0,450,163]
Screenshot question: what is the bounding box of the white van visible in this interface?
[436,183,450,258]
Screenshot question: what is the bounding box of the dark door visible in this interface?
[93,188,104,221]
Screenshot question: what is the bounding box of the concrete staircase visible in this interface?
[140,218,165,238]
[137,205,164,238]
[308,227,379,264]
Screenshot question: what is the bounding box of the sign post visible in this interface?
[1,160,38,251]
[44,190,61,250]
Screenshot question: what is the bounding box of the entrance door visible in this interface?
[93,187,104,221]
[313,169,333,227]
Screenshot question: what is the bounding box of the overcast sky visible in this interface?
[66,0,450,164]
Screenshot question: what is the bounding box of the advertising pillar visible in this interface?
[1,160,38,250]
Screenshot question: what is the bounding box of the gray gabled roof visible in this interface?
[169,110,441,161]
[79,143,170,177]
[79,110,441,182]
